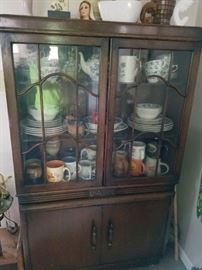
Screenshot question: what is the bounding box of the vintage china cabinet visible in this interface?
[1,15,202,270]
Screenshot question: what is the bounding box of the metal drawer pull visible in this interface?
[91,223,97,251]
[107,221,114,248]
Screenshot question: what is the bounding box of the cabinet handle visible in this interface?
[91,223,97,251]
[107,221,114,248]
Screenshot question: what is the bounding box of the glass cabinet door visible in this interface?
[106,40,193,184]
[11,38,107,189]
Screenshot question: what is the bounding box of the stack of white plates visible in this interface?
[127,115,174,133]
[26,116,62,128]
[21,117,64,137]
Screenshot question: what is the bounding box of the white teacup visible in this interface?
[63,156,81,180]
[118,55,141,83]
[79,160,96,180]
[145,156,169,176]
[80,145,97,161]
[46,138,60,156]
[144,58,178,83]
[46,160,71,183]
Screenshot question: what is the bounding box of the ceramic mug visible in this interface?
[132,141,146,160]
[146,139,168,159]
[79,160,96,180]
[118,55,141,83]
[80,145,97,161]
[113,150,129,177]
[63,156,81,180]
[130,159,145,176]
[25,158,42,182]
[46,160,71,183]
[145,156,169,176]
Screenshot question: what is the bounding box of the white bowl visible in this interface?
[136,103,162,120]
[28,106,59,121]
[98,0,142,23]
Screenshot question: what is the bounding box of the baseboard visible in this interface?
[178,244,194,270]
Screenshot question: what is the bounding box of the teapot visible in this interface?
[79,52,100,81]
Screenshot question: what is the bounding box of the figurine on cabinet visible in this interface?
[79,0,95,20]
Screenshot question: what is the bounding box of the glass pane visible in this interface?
[111,48,192,179]
[12,43,100,186]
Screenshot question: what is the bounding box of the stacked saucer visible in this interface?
[21,116,64,137]
[127,115,174,133]
[86,122,128,134]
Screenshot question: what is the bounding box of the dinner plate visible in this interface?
[26,117,62,128]
[127,117,173,132]
[21,121,64,137]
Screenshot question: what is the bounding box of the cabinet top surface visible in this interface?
[0,15,202,42]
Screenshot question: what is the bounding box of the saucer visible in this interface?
[86,122,128,134]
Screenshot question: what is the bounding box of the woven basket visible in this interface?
[154,0,176,24]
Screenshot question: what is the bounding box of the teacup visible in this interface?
[118,55,141,83]
[46,138,61,157]
[46,160,71,183]
[79,160,96,180]
[80,145,97,161]
[144,58,178,83]
[63,156,81,180]
[145,156,169,176]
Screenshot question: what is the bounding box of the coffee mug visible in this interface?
[130,159,145,176]
[145,156,169,176]
[46,160,71,183]
[80,145,96,161]
[146,139,168,159]
[79,160,96,180]
[132,141,146,160]
[113,150,129,177]
[25,158,42,182]
[63,156,81,180]
[60,147,76,158]
[118,55,141,83]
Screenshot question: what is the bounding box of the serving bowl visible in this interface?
[98,0,142,23]
[28,105,59,121]
[136,103,162,120]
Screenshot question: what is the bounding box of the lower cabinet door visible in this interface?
[24,205,101,270]
[101,194,171,265]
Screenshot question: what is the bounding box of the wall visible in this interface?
[0,50,20,226]
[177,0,202,268]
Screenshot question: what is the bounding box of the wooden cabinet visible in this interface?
[25,206,101,270]
[22,193,171,270]
[1,15,202,270]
